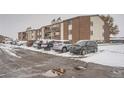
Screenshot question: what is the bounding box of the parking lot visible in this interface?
[1,44,124,78]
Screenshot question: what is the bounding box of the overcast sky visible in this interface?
[0,14,124,39]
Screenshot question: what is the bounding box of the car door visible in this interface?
[86,41,93,53]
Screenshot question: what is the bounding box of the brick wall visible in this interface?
[63,21,68,40]
[71,16,90,43]
[72,18,80,43]
[79,16,90,40]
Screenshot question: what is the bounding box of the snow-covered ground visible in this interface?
[0,44,21,58]
[1,43,124,67]
[79,44,124,67]
[80,44,124,67]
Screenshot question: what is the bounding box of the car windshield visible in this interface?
[76,41,86,46]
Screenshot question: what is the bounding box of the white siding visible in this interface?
[68,24,72,40]
[68,34,72,40]
[60,23,64,40]
[90,16,104,41]
[68,24,72,30]
[42,28,44,39]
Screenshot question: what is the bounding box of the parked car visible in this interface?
[41,40,54,50]
[4,40,13,44]
[53,40,72,52]
[33,40,43,49]
[70,40,98,55]
[17,41,27,46]
[11,41,17,45]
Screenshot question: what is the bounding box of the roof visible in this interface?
[40,15,100,28]
[63,15,99,22]
[110,37,124,40]
[77,40,97,42]
[22,15,102,31]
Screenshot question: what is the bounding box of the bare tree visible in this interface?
[100,15,119,35]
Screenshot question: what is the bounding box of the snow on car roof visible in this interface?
[53,40,70,42]
[76,40,96,43]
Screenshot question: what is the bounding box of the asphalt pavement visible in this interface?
[0,45,124,78]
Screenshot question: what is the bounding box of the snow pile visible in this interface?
[16,45,82,58]
[98,44,124,54]
[80,44,124,67]
[42,70,58,77]
[0,44,21,58]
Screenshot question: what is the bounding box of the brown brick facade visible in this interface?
[72,18,80,43]
[65,16,91,44]
[79,16,90,40]
[63,21,68,40]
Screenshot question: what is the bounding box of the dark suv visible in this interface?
[70,40,98,55]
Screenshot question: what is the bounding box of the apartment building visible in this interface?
[36,28,43,40]
[63,15,106,43]
[18,15,109,43]
[26,28,39,41]
[18,32,27,41]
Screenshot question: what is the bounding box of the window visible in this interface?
[68,24,72,30]
[102,32,104,37]
[55,32,60,35]
[87,41,95,46]
[90,30,93,35]
[40,32,42,35]
[76,41,86,46]
[68,30,72,35]
[68,20,72,25]
[90,21,93,26]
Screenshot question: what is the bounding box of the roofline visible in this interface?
[63,14,99,22]
[25,28,40,32]
[40,15,100,28]
[41,21,63,29]
[20,15,102,30]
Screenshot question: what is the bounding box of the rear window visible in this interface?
[87,41,97,46]
[64,41,71,44]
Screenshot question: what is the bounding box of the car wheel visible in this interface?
[94,48,98,53]
[62,47,67,53]
[80,50,86,55]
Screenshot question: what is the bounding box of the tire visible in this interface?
[80,49,86,55]
[94,48,98,53]
[62,47,67,53]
